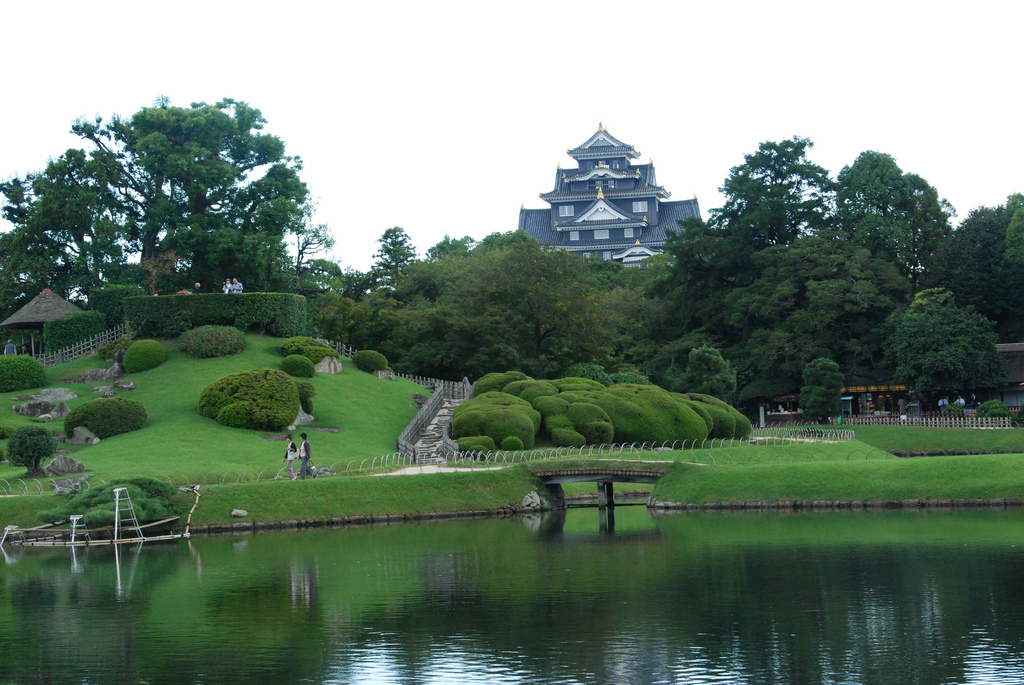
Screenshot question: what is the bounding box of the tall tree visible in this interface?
[882,288,1005,402]
[836,151,952,291]
[679,347,737,399]
[370,226,417,291]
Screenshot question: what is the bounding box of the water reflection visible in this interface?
[2,509,1024,684]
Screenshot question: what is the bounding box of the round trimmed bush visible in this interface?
[7,425,57,474]
[0,355,48,392]
[0,424,16,439]
[97,337,133,361]
[198,369,300,431]
[686,393,751,439]
[501,435,525,451]
[977,399,1012,418]
[122,339,166,373]
[352,349,389,372]
[552,376,606,390]
[452,392,541,449]
[532,395,570,418]
[36,477,184,527]
[609,371,651,385]
[295,380,316,414]
[562,363,613,387]
[280,354,316,377]
[475,371,531,395]
[64,397,148,439]
[502,380,558,404]
[280,337,340,365]
[178,325,246,358]
[457,435,495,453]
[567,402,615,445]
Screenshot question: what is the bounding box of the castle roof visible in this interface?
[567,124,640,160]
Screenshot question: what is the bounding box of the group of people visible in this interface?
[282,433,315,480]
[222,278,244,294]
[4,339,29,356]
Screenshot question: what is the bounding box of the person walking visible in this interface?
[282,435,298,480]
[4,339,14,356]
[298,433,312,480]
[231,278,244,293]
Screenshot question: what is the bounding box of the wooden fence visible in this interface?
[34,324,128,368]
[843,414,1012,428]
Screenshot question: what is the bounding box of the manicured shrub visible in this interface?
[567,402,615,445]
[532,395,570,418]
[977,399,1012,418]
[43,310,108,351]
[608,370,651,385]
[588,384,708,444]
[457,435,495,453]
[89,284,146,327]
[178,325,246,358]
[552,376,606,390]
[551,427,586,448]
[64,398,148,440]
[97,338,133,361]
[679,397,714,435]
[280,336,340,364]
[198,369,300,431]
[352,349,389,372]
[475,371,531,395]
[452,392,540,449]
[686,393,752,439]
[562,363,613,387]
[0,355,48,392]
[37,477,185,527]
[295,380,316,414]
[0,425,14,439]
[501,435,525,451]
[122,339,166,373]
[7,425,56,475]
[125,293,309,337]
[502,380,558,404]
[280,354,316,377]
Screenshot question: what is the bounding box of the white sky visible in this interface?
[2,1,1021,272]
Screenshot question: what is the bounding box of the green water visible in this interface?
[3,506,1024,684]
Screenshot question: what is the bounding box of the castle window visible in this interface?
[559,205,574,217]
[583,252,591,258]
[570,231,579,241]
[589,180,603,190]
[594,229,609,240]
[624,228,634,238]
[607,181,615,189]
[603,252,612,260]
[633,200,648,213]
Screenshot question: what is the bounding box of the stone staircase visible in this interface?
[414,398,465,463]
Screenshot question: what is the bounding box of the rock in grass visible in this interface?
[231,509,248,517]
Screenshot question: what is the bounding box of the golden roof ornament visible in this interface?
[643,216,647,222]
[693,193,698,200]
[521,202,525,209]
[598,121,605,132]
[554,221,558,226]
[557,162,561,169]
[635,239,641,245]
[649,157,653,165]
[597,187,604,199]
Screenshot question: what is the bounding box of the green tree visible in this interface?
[7,425,57,476]
[426,235,475,261]
[882,288,1005,401]
[800,357,844,422]
[370,226,417,291]
[291,201,335,293]
[679,347,737,399]
[836,151,952,291]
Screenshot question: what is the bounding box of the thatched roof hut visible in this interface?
[1,289,82,330]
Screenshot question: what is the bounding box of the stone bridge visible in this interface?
[532,465,671,508]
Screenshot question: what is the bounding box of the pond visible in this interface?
[3,505,1024,684]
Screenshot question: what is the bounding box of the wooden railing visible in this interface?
[843,414,1012,428]
[34,324,128,368]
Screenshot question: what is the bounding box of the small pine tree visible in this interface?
[800,358,844,422]
[679,347,736,399]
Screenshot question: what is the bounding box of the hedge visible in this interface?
[64,398,148,439]
[125,293,309,337]
[198,369,300,431]
[123,340,166,373]
[43,310,109,351]
[0,355,48,392]
[179,325,246,358]
[89,285,146,327]
[452,392,541,449]
[475,371,531,395]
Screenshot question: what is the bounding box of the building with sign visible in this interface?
[518,125,700,265]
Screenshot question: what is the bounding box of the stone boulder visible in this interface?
[412,393,428,408]
[75,360,124,384]
[12,400,55,417]
[44,455,87,478]
[33,388,78,402]
[522,491,542,509]
[374,369,396,381]
[66,426,100,445]
[37,414,53,423]
[231,509,248,517]
[312,465,336,478]
[115,380,135,391]
[314,356,343,374]
[51,401,70,417]
[93,385,114,393]
[101,391,115,398]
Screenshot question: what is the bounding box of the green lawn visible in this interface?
[851,425,1024,452]
[0,334,423,486]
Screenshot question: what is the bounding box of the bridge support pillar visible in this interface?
[596,480,614,508]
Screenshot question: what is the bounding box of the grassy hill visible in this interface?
[1,334,424,484]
